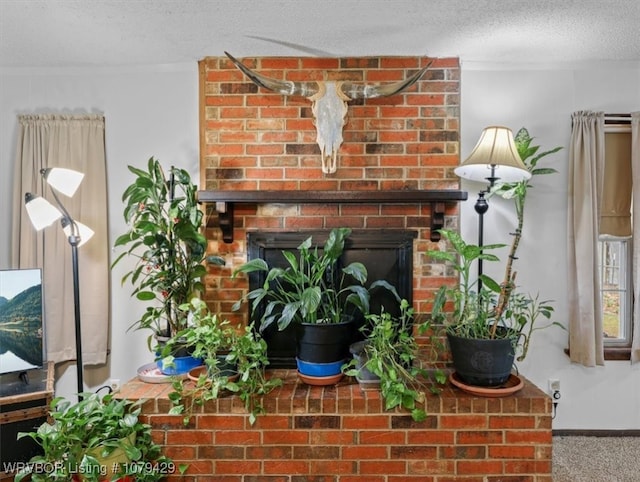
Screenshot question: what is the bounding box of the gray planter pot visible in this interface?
[349,340,381,385]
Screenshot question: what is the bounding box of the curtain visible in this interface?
[631,112,640,363]
[567,111,605,366]
[601,132,632,236]
[11,114,109,366]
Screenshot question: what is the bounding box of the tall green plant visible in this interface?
[167,299,282,425]
[428,128,564,360]
[489,127,562,327]
[112,157,222,338]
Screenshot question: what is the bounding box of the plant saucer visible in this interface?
[449,372,524,398]
[188,365,239,383]
[137,362,185,383]
[297,371,343,386]
[355,375,381,388]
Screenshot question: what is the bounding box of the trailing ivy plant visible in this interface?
[343,299,446,422]
[167,299,282,425]
[16,393,183,482]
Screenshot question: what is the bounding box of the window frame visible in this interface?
[601,125,634,360]
[599,236,632,349]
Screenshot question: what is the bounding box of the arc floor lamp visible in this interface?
[25,167,93,400]
[454,126,531,290]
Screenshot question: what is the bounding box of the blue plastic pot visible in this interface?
[296,357,345,377]
[158,355,203,376]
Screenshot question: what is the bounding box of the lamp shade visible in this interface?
[455,126,531,183]
[24,193,62,230]
[42,167,84,197]
[61,218,95,247]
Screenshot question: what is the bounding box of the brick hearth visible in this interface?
[119,372,552,481]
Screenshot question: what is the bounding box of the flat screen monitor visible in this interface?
[0,268,44,376]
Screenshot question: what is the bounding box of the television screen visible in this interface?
[0,268,44,376]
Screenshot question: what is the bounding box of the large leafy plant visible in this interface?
[428,128,564,360]
[112,157,222,338]
[429,229,560,360]
[232,227,395,331]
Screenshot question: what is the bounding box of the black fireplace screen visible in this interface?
[246,230,416,368]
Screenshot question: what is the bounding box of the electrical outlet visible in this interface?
[109,378,121,392]
[548,378,561,403]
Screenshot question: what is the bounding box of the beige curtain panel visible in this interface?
[601,131,632,237]
[631,112,640,363]
[567,110,605,367]
[11,114,110,366]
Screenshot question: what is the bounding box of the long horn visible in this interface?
[341,59,434,99]
[224,51,319,97]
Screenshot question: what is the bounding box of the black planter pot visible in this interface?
[446,332,515,387]
[189,355,239,382]
[295,319,355,364]
[154,334,192,358]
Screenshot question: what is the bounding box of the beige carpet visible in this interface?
[553,436,640,481]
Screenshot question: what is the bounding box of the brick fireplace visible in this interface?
[116,55,553,480]
[197,54,463,324]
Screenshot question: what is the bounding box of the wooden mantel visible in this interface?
[198,190,468,243]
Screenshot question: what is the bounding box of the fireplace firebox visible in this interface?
[246,230,417,367]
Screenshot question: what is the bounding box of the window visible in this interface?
[599,237,631,346]
[600,127,633,353]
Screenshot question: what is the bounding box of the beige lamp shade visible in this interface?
[42,167,84,197]
[455,126,531,183]
[24,193,62,230]
[62,218,95,247]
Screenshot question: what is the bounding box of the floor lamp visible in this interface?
[454,126,531,291]
[25,167,94,400]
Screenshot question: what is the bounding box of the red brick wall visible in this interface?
[198,55,461,327]
[119,373,553,481]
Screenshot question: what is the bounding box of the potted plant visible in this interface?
[232,227,397,383]
[343,299,446,421]
[15,393,178,482]
[159,298,237,380]
[111,157,224,371]
[427,128,564,387]
[166,298,282,425]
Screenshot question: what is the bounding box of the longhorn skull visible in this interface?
[224,51,434,174]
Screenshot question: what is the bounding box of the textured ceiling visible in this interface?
[1,0,639,68]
